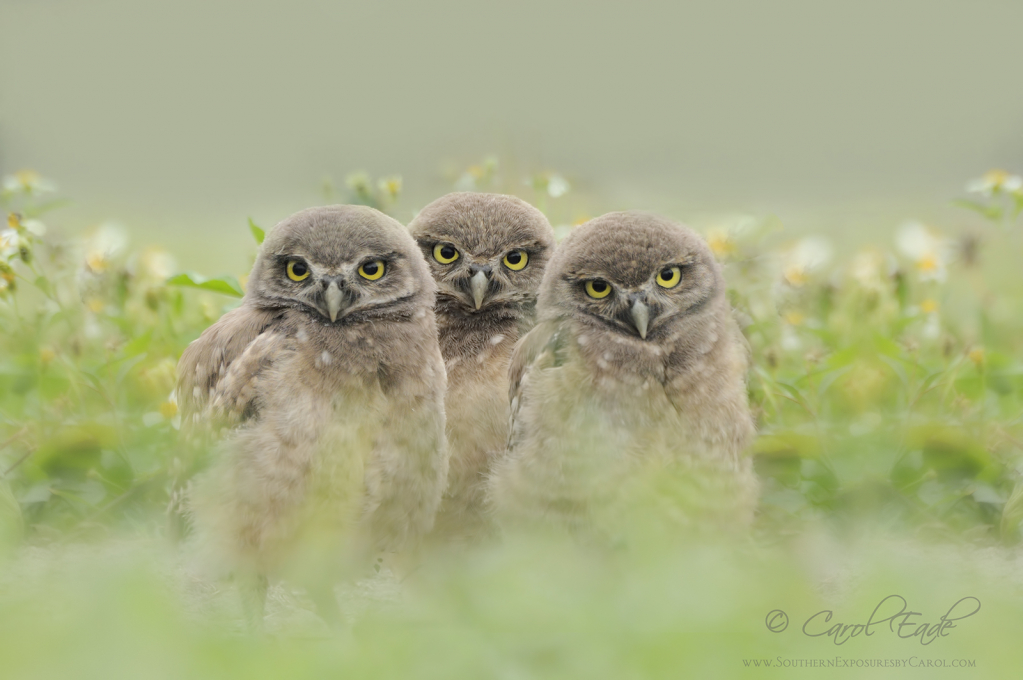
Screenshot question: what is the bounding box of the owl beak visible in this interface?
[470,270,488,310]
[325,281,344,322]
[630,299,650,340]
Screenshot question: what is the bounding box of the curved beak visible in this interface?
[630,299,650,340]
[325,281,344,322]
[470,270,488,310]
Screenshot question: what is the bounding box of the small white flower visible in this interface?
[966,169,1023,197]
[136,247,177,281]
[701,215,766,260]
[0,227,20,259]
[454,172,476,192]
[895,221,952,282]
[546,173,570,198]
[553,224,574,241]
[83,222,128,273]
[2,170,56,196]
[781,237,832,286]
[780,325,802,351]
[22,219,47,237]
[921,313,941,339]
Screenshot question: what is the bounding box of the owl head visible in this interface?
[539,212,725,343]
[247,205,435,323]
[408,193,555,319]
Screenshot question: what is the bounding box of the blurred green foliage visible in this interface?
[1,164,1022,677]
[4,164,1020,546]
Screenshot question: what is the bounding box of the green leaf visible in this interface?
[248,218,265,245]
[122,329,153,358]
[952,198,1002,221]
[166,272,244,298]
[33,276,52,297]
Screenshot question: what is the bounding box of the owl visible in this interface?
[488,211,757,539]
[408,192,555,543]
[176,205,448,625]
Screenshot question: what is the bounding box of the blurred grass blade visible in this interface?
[1001,481,1023,544]
[952,198,1002,221]
[0,477,24,555]
[166,272,244,298]
[248,218,265,245]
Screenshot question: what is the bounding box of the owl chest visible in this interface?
[264,359,385,464]
[540,355,687,458]
[443,336,514,450]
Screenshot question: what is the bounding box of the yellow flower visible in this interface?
[7,213,21,230]
[920,299,939,314]
[968,348,985,366]
[896,222,950,282]
[781,237,832,287]
[39,348,56,365]
[86,252,108,273]
[83,223,127,274]
[706,229,736,259]
[159,401,179,419]
[783,266,808,286]
[378,175,402,200]
[87,298,104,313]
[917,253,938,273]
[783,311,805,326]
[0,261,15,286]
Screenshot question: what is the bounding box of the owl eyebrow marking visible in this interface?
[358,251,403,265]
[507,239,547,252]
[273,253,308,265]
[650,260,695,278]
[417,234,464,247]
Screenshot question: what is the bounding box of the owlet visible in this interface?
[408,192,555,543]
[176,205,448,624]
[488,211,757,539]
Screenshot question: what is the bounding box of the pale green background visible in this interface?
[2,0,1021,269]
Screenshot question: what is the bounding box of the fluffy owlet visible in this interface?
[408,193,555,543]
[176,205,448,624]
[488,212,757,539]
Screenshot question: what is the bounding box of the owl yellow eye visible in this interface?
[286,260,310,282]
[502,250,528,271]
[656,266,681,288]
[358,260,385,280]
[433,243,459,264]
[585,280,611,299]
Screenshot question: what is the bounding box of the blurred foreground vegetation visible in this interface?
[1,165,1022,678]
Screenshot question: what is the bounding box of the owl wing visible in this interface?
[208,330,294,423]
[175,305,282,427]
[506,318,568,452]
